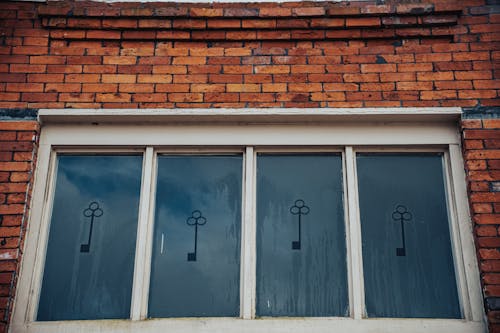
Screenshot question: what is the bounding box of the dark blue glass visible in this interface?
[38,155,143,321]
[256,154,348,317]
[149,155,242,317]
[357,154,461,318]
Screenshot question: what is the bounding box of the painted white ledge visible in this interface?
[39,108,462,125]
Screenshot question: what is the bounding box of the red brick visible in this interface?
[455,71,492,80]
[45,83,81,93]
[346,17,381,28]
[486,140,500,149]
[471,193,500,203]
[467,160,487,170]
[417,72,454,81]
[470,181,490,192]
[9,172,30,183]
[292,7,325,16]
[81,84,117,93]
[189,8,223,17]
[102,74,136,84]
[0,205,24,215]
[360,64,396,73]
[420,90,457,100]
[482,260,500,272]
[397,82,433,91]
[481,249,500,260]
[168,93,204,103]
[435,81,473,90]
[65,74,100,83]
[464,131,500,140]
[95,93,131,103]
[259,8,292,17]
[0,132,16,141]
[346,91,382,101]
[475,214,500,225]
[22,92,57,102]
[378,72,414,82]
[488,160,500,170]
[477,225,498,236]
[102,19,137,29]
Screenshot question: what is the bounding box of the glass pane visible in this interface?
[149,155,242,317]
[256,154,348,317]
[38,155,143,321]
[357,153,461,318]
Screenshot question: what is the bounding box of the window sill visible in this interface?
[16,317,485,333]
[38,107,462,125]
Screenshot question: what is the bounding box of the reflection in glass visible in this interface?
[357,154,461,318]
[256,154,348,317]
[148,155,242,318]
[38,155,143,321]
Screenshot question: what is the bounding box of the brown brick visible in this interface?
[292,7,325,16]
[397,82,433,91]
[346,17,381,27]
[471,193,500,203]
[95,93,131,103]
[9,172,30,183]
[0,205,24,215]
[168,93,203,103]
[464,131,500,140]
[361,64,396,73]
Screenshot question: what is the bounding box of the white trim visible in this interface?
[25,148,57,323]
[345,147,365,319]
[130,147,154,320]
[140,152,159,319]
[13,317,485,333]
[38,108,462,125]
[448,145,485,322]
[11,144,52,328]
[241,147,256,319]
[39,123,461,147]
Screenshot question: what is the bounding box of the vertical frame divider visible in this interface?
[345,146,365,319]
[241,146,256,319]
[24,145,57,323]
[131,147,155,320]
[447,144,483,322]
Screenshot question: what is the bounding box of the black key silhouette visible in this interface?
[290,199,310,250]
[186,210,207,261]
[80,202,103,253]
[392,205,412,256]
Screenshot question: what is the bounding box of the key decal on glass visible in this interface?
[392,205,412,257]
[80,201,103,253]
[186,210,207,261]
[290,199,310,250]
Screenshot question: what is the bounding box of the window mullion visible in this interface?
[345,146,365,319]
[241,146,256,319]
[130,147,155,320]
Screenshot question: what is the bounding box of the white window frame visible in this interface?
[11,108,485,333]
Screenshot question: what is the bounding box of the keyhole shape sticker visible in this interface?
[290,199,310,250]
[80,202,103,253]
[186,210,207,261]
[392,205,412,257]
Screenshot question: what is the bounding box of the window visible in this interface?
[12,109,485,333]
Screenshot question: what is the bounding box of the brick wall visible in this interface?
[0,0,499,331]
[0,119,38,333]
[463,116,500,333]
[0,0,498,108]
